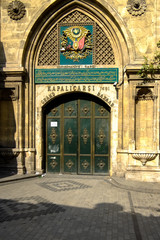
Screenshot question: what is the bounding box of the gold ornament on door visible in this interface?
[66,128,74,144]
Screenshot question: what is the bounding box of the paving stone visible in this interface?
[0,175,160,239]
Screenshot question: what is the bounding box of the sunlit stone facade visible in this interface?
[0,0,160,181]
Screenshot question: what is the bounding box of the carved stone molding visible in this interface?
[0,88,19,101]
[135,87,156,101]
[127,0,147,16]
[8,0,26,21]
[0,150,20,160]
[132,153,157,166]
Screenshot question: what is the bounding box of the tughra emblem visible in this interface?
[60,26,92,62]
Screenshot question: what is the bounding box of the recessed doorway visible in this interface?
[44,93,110,175]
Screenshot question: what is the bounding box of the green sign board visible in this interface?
[35,68,118,84]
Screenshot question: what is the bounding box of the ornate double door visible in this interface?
[46,96,110,175]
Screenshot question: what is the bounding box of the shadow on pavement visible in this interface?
[0,197,160,240]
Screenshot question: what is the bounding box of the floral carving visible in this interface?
[8,0,26,21]
[126,0,147,16]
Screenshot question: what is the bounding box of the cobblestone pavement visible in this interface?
[0,174,160,240]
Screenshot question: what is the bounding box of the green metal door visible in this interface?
[46,97,110,175]
[63,100,78,173]
[78,99,92,174]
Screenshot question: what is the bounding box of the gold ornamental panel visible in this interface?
[66,128,74,144]
[97,160,105,170]
[66,106,75,116]
[98,106,106,116]
[81,128,89,144]
[51,108,58,116]
[82,105,90,115]
[66,159,74,169]
[50,160,58,169]
[82,160,90,169]
[50,128,58,144]
[98,128,106,145]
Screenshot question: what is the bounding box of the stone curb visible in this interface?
[0,174,42,185]
[106,177,160,194]
[1,174,160,194]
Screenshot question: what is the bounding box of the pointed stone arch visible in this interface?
[21,0,133,175]
[37,9,116,66]
[23,0,133,69]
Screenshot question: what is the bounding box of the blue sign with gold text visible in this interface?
[35,68,118,84]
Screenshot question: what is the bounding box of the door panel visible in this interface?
[47,118,60,154]
[94,156,109,173]
[46,96,110,175]
[80,118,91,154]
[79,156,91,174]
[64,118,77,154]
[64,100,77,117]
[79,99,92,174]
[95,118,109,154]
[63,101,78,173]
[64,156,77,173]
[48,155,60,173]
[47,117,61,173]
[80,99,91,117]
[95,103,109,117]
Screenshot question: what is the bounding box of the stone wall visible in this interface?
[0,0,158,67]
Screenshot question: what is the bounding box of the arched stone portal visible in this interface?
[29,2,122,175]
[22,0,130,176]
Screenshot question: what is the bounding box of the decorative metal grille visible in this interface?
[60,10,92,24]
[38,25,58,65]
[37,10,115,66]
[95,24,115,65]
